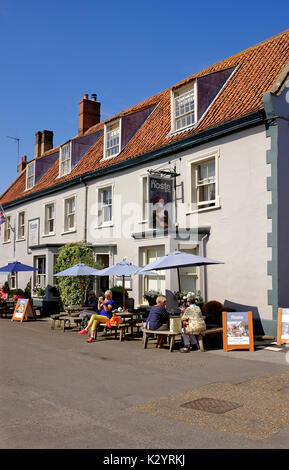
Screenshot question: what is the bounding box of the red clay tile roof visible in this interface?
[1,29,289,205]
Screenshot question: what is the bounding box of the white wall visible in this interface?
[0,125,272,319]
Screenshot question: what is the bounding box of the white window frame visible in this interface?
[63,196,76,232]
[103,119,121,160]
[139,174,148,223]
[9,272,17,289]
[3,216,11,243]
[59,141,72,177]
[17,211,25,240]
[34,255,46,289]
[26,161,35,190]
[186,150,220,214]
[98,185,113,227]
[143,246,166,296]
[171,82,197,133]
[44,203,55,236]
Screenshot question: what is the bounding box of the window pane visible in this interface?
[106,122,120,158]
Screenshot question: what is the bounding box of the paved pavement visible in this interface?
[1,317,289,449]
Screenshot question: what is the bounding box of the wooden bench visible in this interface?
[143,328,182,352]
[50,313,83,332]
[142,327,223,352]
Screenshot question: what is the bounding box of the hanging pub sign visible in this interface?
[11,298,37,322]
[148,176,173,230]
[222,311,254,352]
[277,308,289,345]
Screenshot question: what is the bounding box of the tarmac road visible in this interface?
[1,317,289,449]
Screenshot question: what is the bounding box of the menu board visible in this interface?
[277,308,289,345]
[222,311,254,352]
[11,298,37,322]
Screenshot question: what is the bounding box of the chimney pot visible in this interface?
[83,93,89,100]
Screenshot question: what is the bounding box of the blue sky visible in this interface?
[0,0,288,194]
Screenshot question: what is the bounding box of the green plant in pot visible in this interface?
[144,290,161,306]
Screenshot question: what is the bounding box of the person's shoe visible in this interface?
[78,329,87,335]
[87,336,96,343]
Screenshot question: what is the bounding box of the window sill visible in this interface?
[42,233,56,238]
[2,240,11,244]
[61,229,77,235]
[186,204,221,215]
[16,238,26,242]
[94,223,114,230]
[100,152,120,163]
[167,122,198,138]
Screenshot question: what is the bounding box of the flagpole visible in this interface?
[0,205,16,259]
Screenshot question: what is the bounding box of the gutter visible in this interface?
[2,110,265,210]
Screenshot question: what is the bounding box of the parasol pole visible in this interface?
[122,275,126,311]
[80,276,83,306]
[177,267,181,293]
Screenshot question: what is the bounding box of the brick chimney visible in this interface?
[41,130,54,155]
[78,93,101,135]
[18,155,27,174]
[34,130,54,158]
[35,131,42,158]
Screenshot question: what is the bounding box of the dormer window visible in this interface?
[59,141,72,177]
[172,82,197,132]
[104,119,121,159]
[26,161,35,190]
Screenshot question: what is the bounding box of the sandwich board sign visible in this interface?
[277,308,289,345]
[11,298,37,322]
[222,311,254,352]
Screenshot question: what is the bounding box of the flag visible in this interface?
[0,205,6,233]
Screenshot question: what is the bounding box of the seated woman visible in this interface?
[146,295,169,348]
[180,295,206,351]
[0,285,8,302]
[78,290,114,342]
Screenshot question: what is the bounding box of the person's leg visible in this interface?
[189,334,198,345]
[182,332,190,347]
[87,315,109,342]
[188,333,199,349]
[79,314,98,335]
[155,323,168,347]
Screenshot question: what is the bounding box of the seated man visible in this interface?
[146,295,169,348]
[85,290,96,307]
[78,290,114,342]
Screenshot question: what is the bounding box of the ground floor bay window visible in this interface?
[178,247,199,293]
[142,246,165,299]
[34,256,46,289]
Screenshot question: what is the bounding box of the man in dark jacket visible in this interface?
[146,296,169,348]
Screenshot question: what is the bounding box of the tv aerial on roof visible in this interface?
[6,135,22,170]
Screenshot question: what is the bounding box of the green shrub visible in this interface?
[54,242,103,307]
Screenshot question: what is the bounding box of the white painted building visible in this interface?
[1,30,289,335]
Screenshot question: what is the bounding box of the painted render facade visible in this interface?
[0,122,275,332]
[1,31,289,337]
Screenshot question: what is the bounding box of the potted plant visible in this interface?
[32,285,45,298]
[144,290,161,306]
[173,290,204,309]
